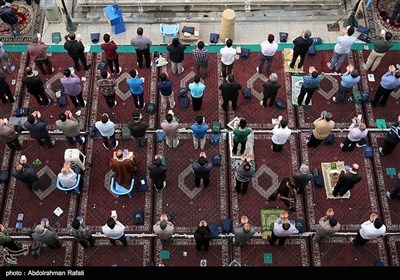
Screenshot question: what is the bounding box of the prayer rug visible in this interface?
[283,48,304,73]
[291,74,311,106]
[321,161,350,199]
[260,208,284,239]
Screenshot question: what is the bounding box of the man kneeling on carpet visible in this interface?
[268,211,299,246]
[268,177,297,212]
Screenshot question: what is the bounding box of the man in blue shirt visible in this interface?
[126,69,145,110]
[371,65,400,107]
[333,64,360,103]
[191,116,208,150]
[297,66,322,106]
[156,72,175,109]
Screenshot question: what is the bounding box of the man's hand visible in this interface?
[370,213,378,222]
[309,66,316,74]
[389,65,396,72]
[346,64,353,73]
[241,215,249,224]
[326,208,334,216]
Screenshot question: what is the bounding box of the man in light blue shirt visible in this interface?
[327,26,356,71]
[297,66,322,106]
[126,69,145,110]
[333,64,360,103]
[371,65,400,107]
[188,75,206,111]
[191,115,208,150]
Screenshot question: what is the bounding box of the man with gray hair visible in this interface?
[289,29,313,70]
[293,163,313,194]
[27,34,54,75]
[261,73,281,108]
[327,26,356,72]
[31,219,62,248]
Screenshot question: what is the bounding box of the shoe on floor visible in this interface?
[356,143,366,148]
[260,100,265,108]
[112,100,117,108]
[10,66,15,73]
[46,100,51,106]
[387,191,392,200]
[51,140,56,146]
[103,143,109,150]
[75,110,82,116]
[326,62,332,70]
[113,140,119,149]
[396,64,400,70]
[378,147,383,155]
[256,66,260,73]
[81,137,86,144]
[332,96,337,103]
[179,67,185,74]
[83,100,87,108]
[339,143,344,149]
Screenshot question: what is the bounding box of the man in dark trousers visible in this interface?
[192,151,212,188]
[0,0,20,38]
[64,33,90,71]
[24,111,55,148]
[194,220,212,251]
[332,163,362,197]
[268,177,297,211]
[261,73,281,108]
[127,111,148,147]
[289,29,313,70]
[130,27,152,69]
[11,155,40,191]
[219,74,242,111]
[148,154,167,191]
[379,115,400,156]
[0,118,21,151]
[22,67,50,106]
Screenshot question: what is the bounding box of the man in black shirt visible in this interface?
[268,177,297,211]
[64,33,90,71]
[219,74,242,111]
[192,152,212,188]
[332,163,362,197]
[289,30,313,70]
[127,112,149,147]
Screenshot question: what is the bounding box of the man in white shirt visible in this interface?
[268,211,299,246]
[327,26,356,72]
[352,213,386,246]
[95,113,118,150]
[102,215,128,247]
[340,115,368,152]
[57,161,80,188]
[220,38,238,79]
[271,118,291,152]
[257,34,278,75]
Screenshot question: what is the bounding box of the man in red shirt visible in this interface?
[101,33,120,75]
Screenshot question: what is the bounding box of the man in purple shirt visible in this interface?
[61,68,86,115]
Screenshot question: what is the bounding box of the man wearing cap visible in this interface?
[332,163,362,197]
[127,111,148,147]
[292,163,313,194]
[96,69,117,109]
[31,219,62,248]
[153,214,174,245]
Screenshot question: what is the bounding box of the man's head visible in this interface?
[107,217,116,229]
[311,71,319,78]
[64,68,71,77]
[32,37,39,44]
[243,223,251,233]
[15,164,24,174]
[25,67,33,76]
[27,114,36,124]
[329,217,338,228]
[280,119,288,128]
[227,74,235,83]
[351,163,359,172]
[68,33,76,41]
[101,113,109,124]
[137,27,144,36]
[243,162,251,171]
[324,112,333,122]
[198,156,207,166]
[103,33,110,43]
[282,221,291,230]
[132,111,141,121]
[116,150,123,159]
[196,115,203,125]
[172,38,180,47]
[129,69,137,78]
[269,73,278,82]
[194,75,200,83]
[300,164,309,174]
[395,70,400,79]
[359,123,367,131]
[35,225,45,234]
[166,113,173,123]
[350,69,359,78]
[347,26,355,36]
[226,38,233,47]
[267,34,275,43]
[100,70,108,79]
[385,32,393,41]
[374,218,383,229]
[159,72,167,82]
[59,113,67,122]
[304,29,312,38]
[197,40,205,50]
[71,219,81,230]
[160,220,168,230]
[239,118,247,129]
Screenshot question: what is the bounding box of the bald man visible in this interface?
[11,158,40,191]
[332,163,362,197]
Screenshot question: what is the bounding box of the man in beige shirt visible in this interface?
[306,112,335,148]
[153,214,174,245]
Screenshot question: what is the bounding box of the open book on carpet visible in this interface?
[321,161,350,199]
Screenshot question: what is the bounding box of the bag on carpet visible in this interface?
[146,102,157,115]
[121,127,132,140]
[0,170,9,183]
[313,168,323,188]
[295,219,305,233]
[240,48,250,59]
[363,146,373,158]
[220,219,232,234]
[212,154,221,166]
[357,26,370,34]
[324,133,335,145]
[156,131,165,143]
[212,121,221,134]
[15,108,29,117]
[134,210,145,225]
[242,88,251,99]
[357,33,371,43]
[97,60,108,72]
[208,224,220,239]
[274,98,286,110]
[138,177,149,192]
[361,92,371,102]
[210,134,219,144]
[88,125,101,139]
[279,32,288,43]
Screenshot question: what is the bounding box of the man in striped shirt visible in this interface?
[97,70,117,109]
[193,41,208,79]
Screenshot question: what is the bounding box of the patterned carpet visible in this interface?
[0,47,400,268]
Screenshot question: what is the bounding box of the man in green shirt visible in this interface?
[365,30,393,72]
[232,118,252,155]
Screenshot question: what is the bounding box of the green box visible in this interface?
[160,250,170,260]
[386,168,396,177]
[376,119,387,129]
[263,253,272,264]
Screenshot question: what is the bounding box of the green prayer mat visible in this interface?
[260,208,284,239]
[33,159,42,166]
[353,90,362,103]
[376,119,387,129]
[160,250,170,260]
[386,168,396,178]
[291,74,310,106]
[264,253,273,264]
